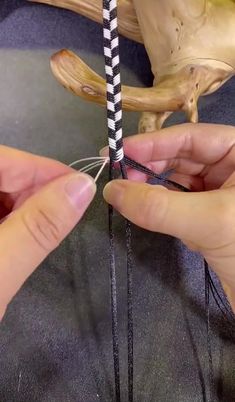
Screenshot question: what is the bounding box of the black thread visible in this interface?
[205,262,214,402]
[120,159,134,402]
[109,158,121,401]
[124,156,190,192]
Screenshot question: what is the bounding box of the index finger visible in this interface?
[123,123,235,165]
[0,145,73,193]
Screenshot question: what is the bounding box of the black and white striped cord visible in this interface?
[103,0,124,163]
[103,1,123,401]
[103,2,134,402]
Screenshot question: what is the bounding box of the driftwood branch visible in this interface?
[51,49,234,122]
[29,0,235,130]
[50,49,187,113]
[138,112,173,132]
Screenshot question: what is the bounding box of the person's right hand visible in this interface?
[102,123,235,312]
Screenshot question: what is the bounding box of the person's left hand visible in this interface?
[0,145,96,320]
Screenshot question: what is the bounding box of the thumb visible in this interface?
[0,172,96,319]
[103,180,232,249]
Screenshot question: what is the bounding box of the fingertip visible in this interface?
[104,180,169,232]
[103,180,127,207]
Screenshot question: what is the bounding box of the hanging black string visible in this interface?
[207,270,235,326]
[120,160,134,402]
[108,160,121,402]
[205,262,214,402]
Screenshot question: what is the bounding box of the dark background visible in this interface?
[0,1,234,401]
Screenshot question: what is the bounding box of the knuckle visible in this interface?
[22,208,64,252]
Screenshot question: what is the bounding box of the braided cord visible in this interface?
[103,0,124,163]
[103,1,133,401]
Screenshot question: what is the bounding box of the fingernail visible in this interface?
[65,173,96,210]
[99,146,108,156]
[103,181,126,209]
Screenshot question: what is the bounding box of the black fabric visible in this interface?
[0,2,235,402]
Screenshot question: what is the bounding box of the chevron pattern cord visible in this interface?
[103,0,124,163]
[103,1,134,402]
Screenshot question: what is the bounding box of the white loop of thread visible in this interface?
[69,156,110,183]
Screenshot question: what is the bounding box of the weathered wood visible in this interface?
[30,0,235,129]
[51,49,233,120]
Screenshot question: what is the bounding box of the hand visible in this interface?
[0,146,96,320]
[102,123,235,312]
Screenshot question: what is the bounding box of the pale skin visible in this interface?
[1,123,235,322]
